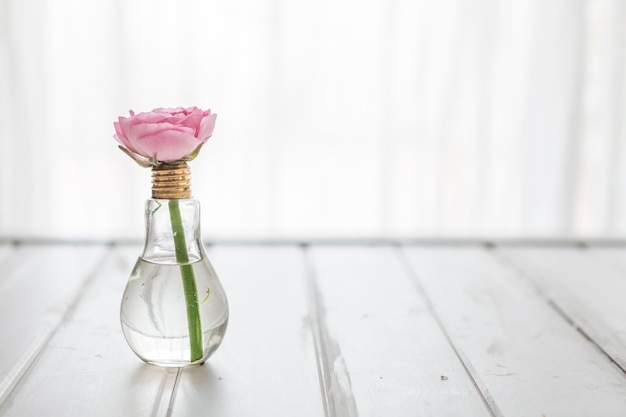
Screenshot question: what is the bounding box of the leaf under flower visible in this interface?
[118,145,157,168]
[181,142,205,162]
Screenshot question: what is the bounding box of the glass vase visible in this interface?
[120,163,228,367]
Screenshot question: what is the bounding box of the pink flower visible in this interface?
[114,107,217,166]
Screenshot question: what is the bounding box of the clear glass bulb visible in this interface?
[120,198,228,367]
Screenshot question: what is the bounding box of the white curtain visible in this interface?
[0,0,625,239]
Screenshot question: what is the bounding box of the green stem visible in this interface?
[168,199,203,362]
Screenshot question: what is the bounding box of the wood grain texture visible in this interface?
[308,246,492,417]
[0,245,107,404]
[500,246,626,372]
[402,246,626,417]
[3,242,626,417]
[0,245,177,417]
[169,246,324,417]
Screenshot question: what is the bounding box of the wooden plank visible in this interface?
[0,245,176,417]
[170,246,324,417]
[0,244,14,267]
[0,244,107,403]
[308,246,492,417]
[499,246,626,371]
[403,246,626,417]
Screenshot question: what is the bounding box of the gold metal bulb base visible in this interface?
[152,162,192,199]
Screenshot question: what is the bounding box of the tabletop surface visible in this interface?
[0,240,626,417]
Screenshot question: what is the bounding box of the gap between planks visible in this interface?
[395,245,502,417]
[302,245,359,417]
[492,247,626,377]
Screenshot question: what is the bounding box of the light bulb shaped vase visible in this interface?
[120,162,228,367]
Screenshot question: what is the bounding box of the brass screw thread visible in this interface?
[151,162,192,199]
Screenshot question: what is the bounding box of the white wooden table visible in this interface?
[1,240,626,416]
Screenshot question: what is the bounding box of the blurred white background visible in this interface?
[0,0,625,240]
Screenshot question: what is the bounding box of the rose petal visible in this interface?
[197,112,217,142]
[127,122,195,143]
[132,129,204,161]
[113,121,132,149]
[116,117,138,150]
[134,111,171,124]
[153,107,187,115]
[176,109,204,134]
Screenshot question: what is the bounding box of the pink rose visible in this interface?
[114,106,217,166]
